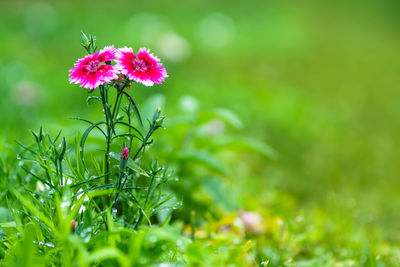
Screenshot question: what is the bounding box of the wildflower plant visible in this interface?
[3,32,179,265]
[68,32,173,227]
[1,33,277,266]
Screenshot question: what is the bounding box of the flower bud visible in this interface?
[71,220,77,232]
[80,31,90,49]
[121,147,129,160]
[80,31,97,54]
[152,107,161,122]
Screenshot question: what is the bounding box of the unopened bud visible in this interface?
[80,31,90,49]
[121,147,129,160]
[152,107,162,122]
[71,220,77,232]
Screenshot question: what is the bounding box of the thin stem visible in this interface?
[59,161,63,186]
[112,169,125,208]
[105,129,111,184]
[118,124,155,200]
[143,173,155,209]
[109,84,131,208]
[127,105,134,150]
[111,83,126,121]
[132,128,154,160]
[111,92,122,121]
[100,85,111,185]
[133,172,155,229]
[114,95,123,120]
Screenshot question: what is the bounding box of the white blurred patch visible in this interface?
[157,32,191,63]
[179,95,199,113]
[60,198,70,211]
[197,13,235,48]
[204,119,225,136]
[79,205,86,213]
[125,13,171,45]
[11,81,42,106]
[24,3,57,36]
[36,181,45,191]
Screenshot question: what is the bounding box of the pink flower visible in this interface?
[121,147,129,160]
[239,211,264,234]
[115,47,168,86]
[69,46,118,90]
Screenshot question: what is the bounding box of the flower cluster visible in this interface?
[69,44,168,90]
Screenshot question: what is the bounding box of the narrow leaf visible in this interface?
[123,92,143,127]
[80,121,106,163]
[71,117,106,137]
[109,152,149,177]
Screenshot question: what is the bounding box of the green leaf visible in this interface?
[215,135,278,159]
[15,141,37,156]
[112,133,142,142]
[67,187,115,222]
[114,121,143,139]
[86,96,102,105]
[53,129,63,143]
[58,137,66,162]
[83,247,129,266]
[0,207,12,223]
[20,223,36,267]
[21,166,56,190]
[10,189,57,233]
[80,121,106,163]
[30,130,39,145]
[174,150,228,174]
[6,196,23,233]
[210,108,244,129]
[201,177,237,211]
[70,174,105,188]
[109,152,149,177]
[88,183,115,192]
[71,117,106,137]
[123,92,143,127]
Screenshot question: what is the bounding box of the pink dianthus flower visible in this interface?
[69,46,118,90]
[115,47,168,86]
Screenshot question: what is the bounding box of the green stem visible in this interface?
[100,85,111,185]
[111,92,122,121]
[111,83,126,121]
[143,173,155,209]
[119,128,153,195]
[134,172,155,229]
[132,128,154,160]
[112,169,125,209]
[105,129,111,184]
[108,84,129,207]
[59,161,63,186]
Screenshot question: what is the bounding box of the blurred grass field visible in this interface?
[1,0,400,264]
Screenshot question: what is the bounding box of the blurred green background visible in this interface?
[1,0,400,251]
